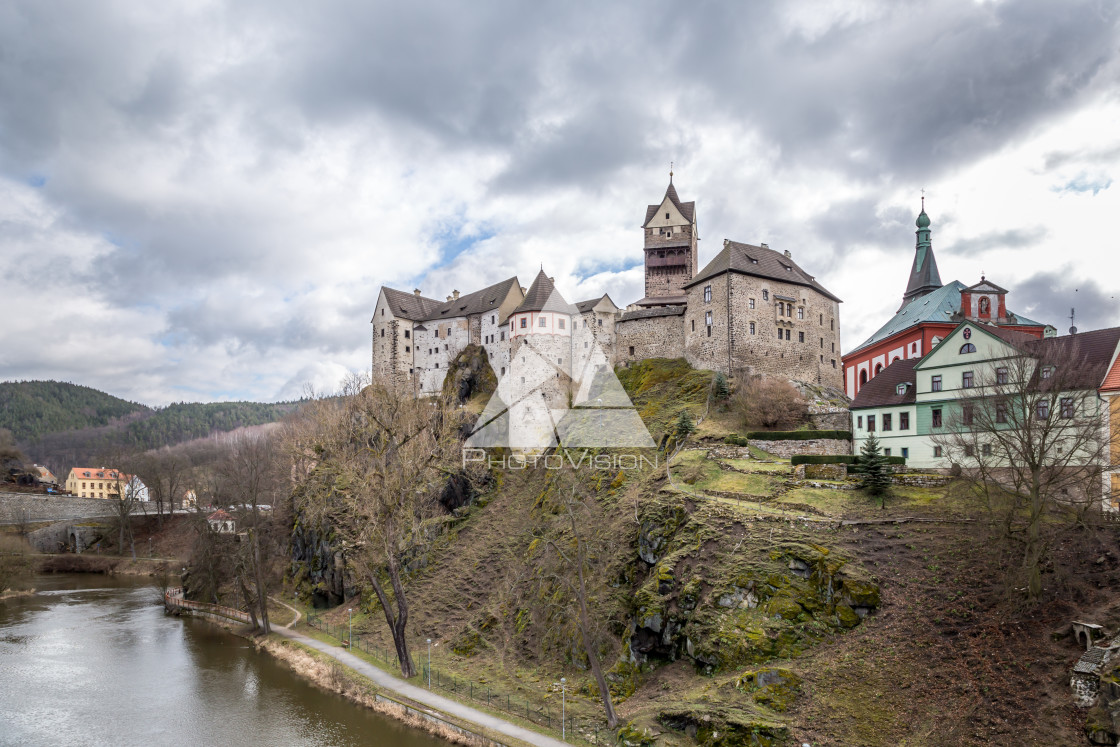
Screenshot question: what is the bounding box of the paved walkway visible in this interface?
[272,625,568,747]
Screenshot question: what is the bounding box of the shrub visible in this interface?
[713,372,730,401]
[858,435,893,506]
[731,377,808,431]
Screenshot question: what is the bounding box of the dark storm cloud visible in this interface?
[943,227,1047,257]
[1012,271,1120,332]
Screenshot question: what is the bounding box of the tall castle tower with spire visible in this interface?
[637,171,698,306]
[899,196,943,310]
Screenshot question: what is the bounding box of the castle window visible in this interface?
[1036,400,1050,419]
[830,319,834,330]
[867,415,876,432]
[962,371,974,388]
[501,367,505,376]
[703,285,712,302]
[557,358,563,365]
[857,415,863,429]
[501,331,505,341]
[959,343,976,354]
[665,212,669,219]
[931,375,942,391]
[932,408,942,427]
[629,346,635,355]
[962,404,974,425]
[404,330,410,338]
[820,314,823,325]
[691,320,695,332]
[798,307,804,320]
[558,318,565,330]
[860,370,868,386]
[598,318,602,326]
[405,346,410,352]
[934,445,943,457]
[434,362,439,368]
[883,448,891,457]
[762,290,769,301]
[996,403,1007,423]
[778,330,783,340]
[491,315,495,324]
[749,298,755,309]
[381,329,384,337]
[1061,397,1074,418]
[785,329,791,340]
[520,318,527,328]
[900,412,909,429]
[875,363,882,374]
[820,338,824,348]
[749,322,755,335]
[982,443,991,456]
[832,342,835,352]
[996,367,1007,384]
[539,317,547,327]
[798,332,804,343]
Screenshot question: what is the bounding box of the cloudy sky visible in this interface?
[2,0,1119,405]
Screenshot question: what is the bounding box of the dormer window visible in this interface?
[1041,366,1054,379]
[896,383,908,395]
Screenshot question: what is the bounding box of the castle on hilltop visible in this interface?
[372,176,843,394]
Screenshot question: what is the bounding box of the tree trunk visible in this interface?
[250,529,271,634]
[238,573,260,630]
[570,513,618,728]
[366,561,416,678]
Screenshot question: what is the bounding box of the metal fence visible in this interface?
[305,614,612,744]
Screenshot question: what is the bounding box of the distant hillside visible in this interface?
[0,380,300,476]
[0,380,150,442]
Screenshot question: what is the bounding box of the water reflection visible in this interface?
[0,575,448,746]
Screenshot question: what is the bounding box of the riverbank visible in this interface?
[35,553,178,576]
[174,595,563,747]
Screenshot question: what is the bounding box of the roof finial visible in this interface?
[669,161,673,183]
[921,188,925,212]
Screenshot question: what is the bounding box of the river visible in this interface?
[0,574,449,746]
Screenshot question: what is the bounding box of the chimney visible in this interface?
[549,277,555,283]
[784,249,791,259]
[760,242,768,249]
[723,239,730,247]
[413,288,422,297]
[520,286,527,294]
[446,295,452,301]
[452,290,460,300]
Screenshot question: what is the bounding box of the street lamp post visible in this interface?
[560,677,566,741]
[427,638,432,689]
[348,608,352,649]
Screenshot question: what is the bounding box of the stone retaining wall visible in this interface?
[0,491,122,524]
[748,438,851,458]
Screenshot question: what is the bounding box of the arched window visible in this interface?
[978,297,990,315]
[860,370,868,386]
[874,363,883,374]
[959,343,977,354]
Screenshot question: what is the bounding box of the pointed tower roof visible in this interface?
[644,175,696,225]
[900,198,943,310]
[511,269,576,315]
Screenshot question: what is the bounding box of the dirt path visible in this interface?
[273,626,567,747]
[270,596,301,629]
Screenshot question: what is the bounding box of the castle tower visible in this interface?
[637,172,698,306]
[899,197,943,310]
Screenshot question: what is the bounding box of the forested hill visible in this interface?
[0,380,150,442]
[0,380,300,473]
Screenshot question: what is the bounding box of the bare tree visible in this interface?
[731,376,808,431]
[0,535,34,594]
[217,433,285,635]
[288,375,461,678]
[136,450,189,528]
[932,337,1110,599]
[536,480,621,728]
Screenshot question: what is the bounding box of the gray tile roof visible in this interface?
[644,181,695,225]
[682,240,841,302]
[575,294,618,314]
[511,270,577,315]
[619,306,686,321]
[850,358,920,409]
[424,276,520,320]
[379,287,444,322]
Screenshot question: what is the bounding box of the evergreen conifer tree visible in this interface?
[713,372,730,400]
[858,434,892,507]
[675,411,696,441]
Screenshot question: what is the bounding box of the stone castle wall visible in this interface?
[616,314,686,365]
[0,491,121,524]
[683,271,842,386]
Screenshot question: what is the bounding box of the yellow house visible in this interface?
[66,467,126,499]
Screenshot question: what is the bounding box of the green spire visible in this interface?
[899,195,943,310]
